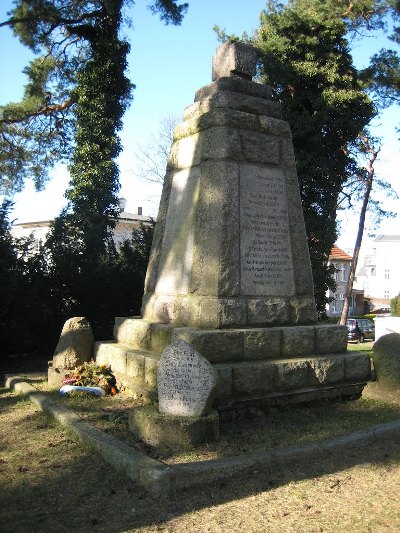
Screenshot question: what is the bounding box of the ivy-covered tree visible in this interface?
[0,0,189,196]
[0,0,186,353]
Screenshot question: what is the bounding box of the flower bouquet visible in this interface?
[61,360,118,396]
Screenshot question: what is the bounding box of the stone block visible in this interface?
[187,297,219,329]
[148,294,184,325]
[185,92,282,121]
[243,329,282,360]
[93,341,110,366]
[280,138,297,167]
[212,41,257,81]
[218,298,247,328]
[344,352,371,382]
[150,323,174,354]
[195,77,273,102]
[201,127,242,161]
[213,365,233,400]
[232,363,276,395]
[189,160,240,299]
[129,405,219,450]
[109,348,127,376]
[126,351,145,379]
[167,134,202,170]
[177,109,260,138]
[308,355,345,386]
[258,116,291,137]
[290,297,317,325]
[173,328,244,363]
[315,324,348,354]
[247,298,290,326]
[114,318,151,350]
[274,360,308,391]
[192,160,241,298]
[157,340,217,417]
[240,131,280,165]
[144,356,159,388]
[282,327,315,357]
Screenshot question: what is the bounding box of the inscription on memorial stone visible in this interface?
[157,340,217,417]
[240,165,295,296]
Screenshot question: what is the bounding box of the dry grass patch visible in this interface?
[33,375,400,465]
[2,381,400,533]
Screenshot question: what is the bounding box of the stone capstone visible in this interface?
[212,41,257,81]
[157,340,218,417]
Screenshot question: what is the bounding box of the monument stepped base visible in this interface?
[94,317,371,412]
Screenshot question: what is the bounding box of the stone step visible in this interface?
[95,339,370,411]
[213,351,371,404]
[113,317,173,354]
[94,341,160,400]
[113,317,348,363]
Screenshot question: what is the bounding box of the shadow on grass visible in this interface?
[40,386,400,462]
[1,385,400,533]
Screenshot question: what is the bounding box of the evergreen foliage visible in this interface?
[0,211,155,357]
[0,0,188,195]
[0,0,183,357]
[390,293,400,316]
[252,0,398,315]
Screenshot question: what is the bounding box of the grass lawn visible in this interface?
[1,378,400,532]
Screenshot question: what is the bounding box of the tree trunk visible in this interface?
[339,140,378,325]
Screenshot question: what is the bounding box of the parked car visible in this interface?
[346,318,375,343]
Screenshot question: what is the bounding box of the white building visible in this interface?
[11,199,153,251]
[354,235,400,312]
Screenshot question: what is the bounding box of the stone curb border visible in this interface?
[6,375,400,498]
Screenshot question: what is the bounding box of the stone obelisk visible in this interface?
[95,42,371,414]
[141,42,316,330]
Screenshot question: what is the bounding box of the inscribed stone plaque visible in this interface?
[157,340,217,417]
[240,164,295,296]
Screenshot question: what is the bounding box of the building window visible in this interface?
[385,269,390,280]
[332,299,337,312]
[384,290,390,298]
[333,263,340,281]
[339,293,345,300]
[340,263,347,281]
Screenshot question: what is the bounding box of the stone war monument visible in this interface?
[95,42,371,432]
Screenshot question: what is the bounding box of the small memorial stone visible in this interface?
[157,340,217,417]
[52,316,94,369]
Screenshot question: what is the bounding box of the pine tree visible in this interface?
[254,0,381,314]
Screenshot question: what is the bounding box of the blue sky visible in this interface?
[0,0,399,249]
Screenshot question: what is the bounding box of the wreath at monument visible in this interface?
[61,361,117,396]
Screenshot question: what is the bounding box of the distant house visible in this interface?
[326,245,365,317]
[354,235,400,313]
[11,199,153,252]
